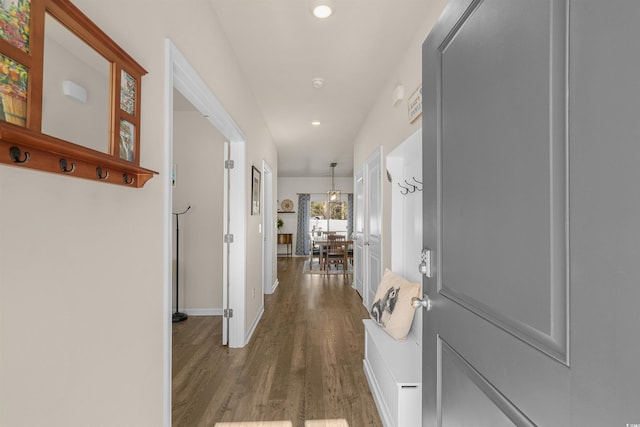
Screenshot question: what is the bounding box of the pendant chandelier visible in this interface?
[327,162,341,201]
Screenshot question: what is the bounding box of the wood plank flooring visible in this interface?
[172,256,383,427]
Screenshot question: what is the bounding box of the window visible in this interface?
[310,197,348,235]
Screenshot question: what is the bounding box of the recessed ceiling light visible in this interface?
[311,120,321,126]
[311,0,333,18]
[312,77,325,89]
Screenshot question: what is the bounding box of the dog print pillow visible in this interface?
[370,269,421,340]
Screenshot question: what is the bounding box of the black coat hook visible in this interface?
[404,179,417,193]
[412,176,423,191]
[123,173,135,185]
[96,167,109,180]
[59,158,76,174]
[9,146,29,164]
[398,182,410,195]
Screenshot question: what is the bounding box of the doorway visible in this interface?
[163,39,247,427]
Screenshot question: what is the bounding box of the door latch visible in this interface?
[419,248,432,278]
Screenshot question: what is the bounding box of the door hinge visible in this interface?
[224,160,235,169]
[224,234,234,243]
[224,308,234,318]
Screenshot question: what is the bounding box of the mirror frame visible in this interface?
[0,0,156,188]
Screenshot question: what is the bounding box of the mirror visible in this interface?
[41,12,110,153]
[0,0,154,187]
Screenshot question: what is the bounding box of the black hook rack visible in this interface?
[398,177,423,195]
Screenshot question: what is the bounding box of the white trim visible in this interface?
[163,38,248,427]
[245,306,265,345]
[262,160,274,295]
[227,141,247,348]
[183,308,224,316]
[162,39,174,427]
[271,278,280,293]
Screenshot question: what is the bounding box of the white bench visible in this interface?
[362,319,421,427]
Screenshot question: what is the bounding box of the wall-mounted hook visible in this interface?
[9,146,29,164]
[398,182,410,195]
[96,167,109,180]
[404,179,417,193]
[412,176,423,191]
[59,158,76,174]
[123,173,135,185]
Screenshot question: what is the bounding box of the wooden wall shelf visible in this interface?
[0,0,156,188]
[0,126,156,188]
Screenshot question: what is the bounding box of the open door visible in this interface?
[421,0,570,424]
[422,1,640,425]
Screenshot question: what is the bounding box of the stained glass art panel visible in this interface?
[119,119,135,162]
[0,0,30,53]
[0,53,27,126]
[120,69,135,115]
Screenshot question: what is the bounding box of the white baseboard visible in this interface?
[183,308,223,316]
[244,305,264,345]
[271,278,279,293]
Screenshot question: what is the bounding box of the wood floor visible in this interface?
[172,256,383,427]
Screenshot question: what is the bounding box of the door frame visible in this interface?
[262,160,275,295]
[163,38,247,427]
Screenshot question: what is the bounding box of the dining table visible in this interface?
[309,235,353,272]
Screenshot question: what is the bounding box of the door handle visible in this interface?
[411,294,432,311]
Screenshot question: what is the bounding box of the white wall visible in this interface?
[173,110,224,313]
[277,176,354,255]
[0,2,277,426]
[352,1,447,272]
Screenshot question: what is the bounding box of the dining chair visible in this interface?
[308,232,321,269]
[325,234,346,273]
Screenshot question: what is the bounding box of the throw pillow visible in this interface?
[370,269,420,341]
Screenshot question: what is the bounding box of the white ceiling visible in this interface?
[207,0,437,178]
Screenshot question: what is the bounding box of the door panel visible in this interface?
[354,169,364,297]
[365,148,382,308]
[439,339,531,427]
[423,0,570,425]
[439,0,567,361]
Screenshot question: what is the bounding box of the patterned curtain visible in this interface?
[296,194,311,255]
[347,193,354,239]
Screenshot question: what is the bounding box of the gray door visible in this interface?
[422,0,640,425]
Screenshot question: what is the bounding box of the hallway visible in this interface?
[172,256,383,426]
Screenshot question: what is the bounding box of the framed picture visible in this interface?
[251,166,261,215]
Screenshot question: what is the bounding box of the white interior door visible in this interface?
[353,168,365,297]
[262,161,274,296]
[422,0,570,425]
[364,148,382,308]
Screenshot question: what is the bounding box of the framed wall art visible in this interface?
[251,165,261,215]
